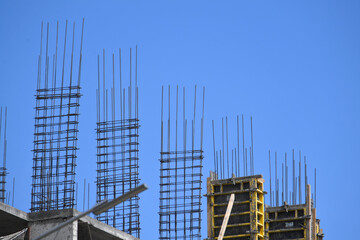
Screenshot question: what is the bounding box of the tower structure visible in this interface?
[159,86,205,240]
[31,20,84,211]
[96,47,141,237]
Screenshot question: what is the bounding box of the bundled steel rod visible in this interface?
[159,86,205,240]
[31,20,84,212]
[95,47,140,237]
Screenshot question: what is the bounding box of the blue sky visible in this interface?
[0,1,359,239]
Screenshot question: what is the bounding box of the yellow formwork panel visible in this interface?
[265,205,307,240]
[207,174,265,240]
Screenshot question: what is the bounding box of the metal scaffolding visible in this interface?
[96,47,140,237]
[0,107,7,203]
[159,86,205,240]
[31,20,84,212]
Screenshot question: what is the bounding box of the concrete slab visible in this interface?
[28,208,139,240]
[76,209,139,240]
[0,202,28,236]
[1,206,138,240]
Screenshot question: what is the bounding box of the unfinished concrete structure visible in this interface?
[0,201,139,240]
[205,171,324,240]
[206,171,265,240]
[265,185,324,240]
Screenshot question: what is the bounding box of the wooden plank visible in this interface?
[218,193,235,240]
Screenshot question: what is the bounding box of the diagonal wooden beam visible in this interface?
[218,193,235,240]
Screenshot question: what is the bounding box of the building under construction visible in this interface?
[204,151,323,240]
[205,172,323,240]
[0,19,324,240]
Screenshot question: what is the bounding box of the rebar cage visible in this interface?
[31,20,84,212]
[159,86,205,240]
[95,48,141,237]
[96,119,140,234]
[159,150,203,240]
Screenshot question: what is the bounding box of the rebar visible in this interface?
[0,107,8,203]
[159,86,204,240]
[212,116,254,179]
[96,48,140,237]
[31,20,84,212]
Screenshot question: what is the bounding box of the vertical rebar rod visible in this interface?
[232,149,234,176]
[212,120,216,174]
[160,86,164,238]
[304,156,307,200]
[242,115,245,176]
[182,87,186,239]
[216,152,219,179]
[250,116,254,175]
[315,168,317,208]
[88,182,90,210]
[285,153,288,203]
[234,148,237,177]
[199,86,205,237]
[292,149,295,205]
[175,85,178,239]
[275,151,278,206]
[3,108,7,204]
[63,22,76,208]
[167,86,171,238]
[299,150,301,204]
[220,150,223,179]
[83,179,86,211]
[245,148,247,176]
[269,150,272,206]
[201,87,205,152]
[111,53,116,227]
[226,117,229,178]
[282,162,284,204]
[237,116,240,177]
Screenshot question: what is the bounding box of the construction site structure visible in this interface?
[206,171,265,240]
[265,184,324,240]
[95,47,141,237]
[159,86,205,240]
[0,201,138,240]
[31,20,84,212]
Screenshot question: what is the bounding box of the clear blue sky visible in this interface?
[0,1,359,239]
